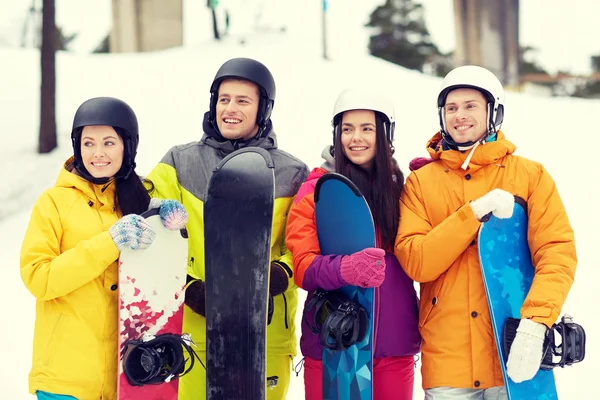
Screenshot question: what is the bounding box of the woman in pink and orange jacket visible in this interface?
[286,88,421,400]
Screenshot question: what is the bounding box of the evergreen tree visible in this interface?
[519,46,549,76]
[571,53,600,98]
[366,0,441,72]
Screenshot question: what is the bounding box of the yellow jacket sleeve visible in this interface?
[275,241,296,291]
[271,197,297,291]
[20,192,119,301]
[146,161,183,202]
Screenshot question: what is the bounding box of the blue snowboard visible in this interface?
[314,173,375,400]
[478,199,558,400]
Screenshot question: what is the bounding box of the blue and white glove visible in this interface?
[149,198,188,231]
[470,188,514,221]
[110,214,156,251]
[506,319,548,383]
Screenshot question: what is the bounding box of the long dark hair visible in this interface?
[74,126,152,215]
[115,173,152,216]
[334,112,404,250]
[112,127,152,215]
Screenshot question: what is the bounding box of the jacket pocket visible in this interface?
[47,311,103,389]
[44,314,65,366]
[418,273,446,329]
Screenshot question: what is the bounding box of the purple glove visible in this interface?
[340,248,386,288]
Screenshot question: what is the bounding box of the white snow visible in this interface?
[1,1,598,399]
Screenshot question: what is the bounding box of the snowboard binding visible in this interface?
[121,332,204,386]
[267,375,279,390]
[304,288,368,351]
[503,314,586,370]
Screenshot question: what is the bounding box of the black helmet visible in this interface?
[208,57,276,138]
[70,97,139,184]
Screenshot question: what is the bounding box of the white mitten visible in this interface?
[470,188,514,220]
[506,319,548,383]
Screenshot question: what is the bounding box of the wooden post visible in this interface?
[39,0,56,154]
[452,0,520,85]
[322,0,329,60]
[110,0,183,53]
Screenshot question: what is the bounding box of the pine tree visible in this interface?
[366,0,441,72]
[572,54,600,98]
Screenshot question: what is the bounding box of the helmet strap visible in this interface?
[460,141,480,170]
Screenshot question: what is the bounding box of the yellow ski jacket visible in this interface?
[20,158,121,399]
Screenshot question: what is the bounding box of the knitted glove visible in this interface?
[270,262,290,296]
[340,248,386,288]
[110,214,156,251]
[470,188,514,221]
[149,198,188,231]
[506,319,548,383]
[184,276,206,317]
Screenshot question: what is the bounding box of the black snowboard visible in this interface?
[204,147,275,400]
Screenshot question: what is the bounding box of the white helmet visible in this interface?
[332,88,396,144]
[437,65,505,148]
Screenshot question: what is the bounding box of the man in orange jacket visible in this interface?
[395,65,577,399]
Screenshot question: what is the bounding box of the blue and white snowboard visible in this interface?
[315,173,375,400]
[478,199,558,400]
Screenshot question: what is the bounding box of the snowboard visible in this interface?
[117,207,189,400]
[314,172,375,400]
[204,147,275,400]
[478,198,558,400]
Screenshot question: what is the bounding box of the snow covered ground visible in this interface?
[0,1,598,399]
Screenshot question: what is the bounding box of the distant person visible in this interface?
[207,0,230,40]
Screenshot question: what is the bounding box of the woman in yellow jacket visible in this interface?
[395,66,577,399]
[20,97,187,400]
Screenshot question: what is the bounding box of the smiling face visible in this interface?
[80,125,124,179]
[444,88,489,144]
[340,109,377,171]
[215,79,260,140]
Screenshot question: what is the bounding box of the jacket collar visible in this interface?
[427,130,516,173]
[57,157,117,207]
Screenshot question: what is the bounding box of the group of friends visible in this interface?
[20,56,577,400]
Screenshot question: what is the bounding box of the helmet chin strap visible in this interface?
[460,140,480,170]
[458,130,492,170]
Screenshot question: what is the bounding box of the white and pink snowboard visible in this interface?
[117,208,189,400]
